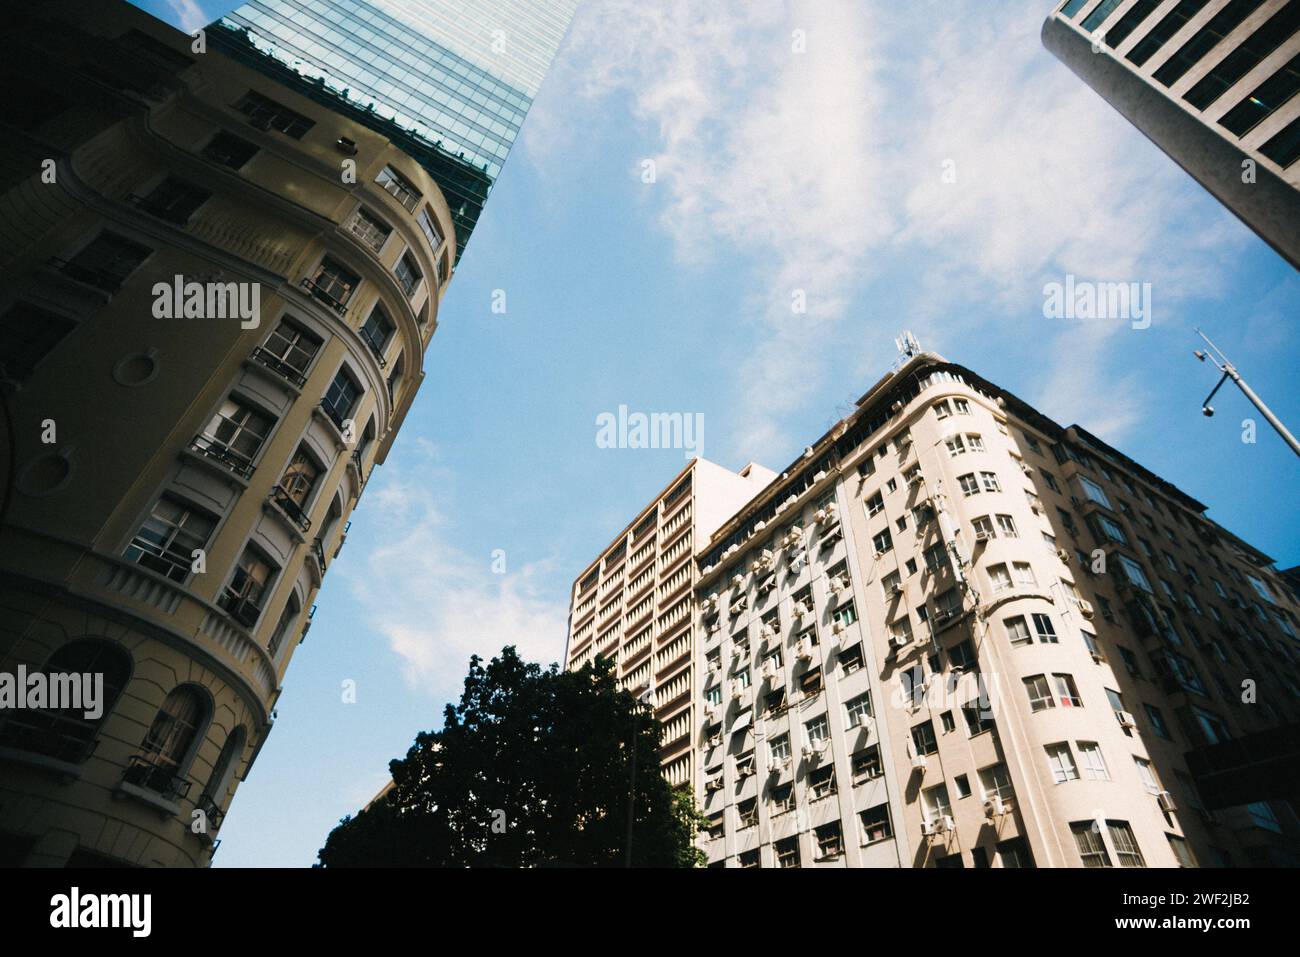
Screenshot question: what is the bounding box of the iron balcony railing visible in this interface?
[196,792,226,832]
[300,277,349,315]
[359,327,389,367]
[190,434,256,480]
[250,346,309,388]
[269,484,312,533]
[311,537,327,573]
[318,399,348,433]
[0,713,99,765]
[218,592,263,629]
[123,754,191,801]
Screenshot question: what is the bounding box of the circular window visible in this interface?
[17,447,76,497]
[112,349,159,388]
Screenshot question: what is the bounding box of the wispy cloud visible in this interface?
[341,445,569,695]
[527,0,1248,454]
[165,0,208,32]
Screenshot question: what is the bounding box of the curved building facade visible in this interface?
[0,1,453,866]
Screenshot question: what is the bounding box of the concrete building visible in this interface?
[1043,0,1300,270]
[562,460,776,792]
[0,0,566,867]
[569,346,1300,867]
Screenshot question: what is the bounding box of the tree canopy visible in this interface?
[316,647,706,867]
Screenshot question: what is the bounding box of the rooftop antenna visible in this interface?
[896,331,922,360]
[1193,329,1299,459]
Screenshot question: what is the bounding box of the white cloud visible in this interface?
[526,0,1249,454]
[165,0,208,32]
[340,447,569,696]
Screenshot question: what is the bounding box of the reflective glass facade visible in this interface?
[211,0,579,259]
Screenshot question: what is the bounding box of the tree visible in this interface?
[316,647,706,867]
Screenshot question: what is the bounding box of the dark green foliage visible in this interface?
[316,647,706,868]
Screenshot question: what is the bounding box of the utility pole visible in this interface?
[1194,328,1300,459]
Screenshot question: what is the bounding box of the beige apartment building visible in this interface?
[1043,0,1300,270]
[563,459,776,791]
[0,2,453,866]
[571,348,1300,867]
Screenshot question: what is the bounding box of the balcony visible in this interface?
[300,277,349,316]
[318,398,348,434]
[359,327,389,368]
[122,755,191,802]
[189,434,255,480]
[268,484,312,533]
[250,346,308,388]
[312,537,328,573]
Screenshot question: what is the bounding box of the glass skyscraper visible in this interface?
[210,0,580,260]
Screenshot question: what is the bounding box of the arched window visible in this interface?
[199,726,246,831]
[267,594,301,659]
[0,639,131,763]
[126,684,210,798]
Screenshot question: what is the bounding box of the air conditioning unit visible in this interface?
[708,658,721,673]
[984,796,1006,818]
[753,549,775,572]
[759,624,777,641]
[1115,710,1137,729]
[1030,502,1043,515]
[705,732,722,749]
[890,582,905,597]
[705,777,724,792]
[795,639,813,661]
[794,601,815,620]
[856,711,873,731]
[729,680,746,700]
[831,575,851,594]
[1057,548,1071,563]
[704,705,719,722]
[911,753,928,771]
[889,633,909,650]
[921,819,940,837]
[1020,462,1033,475]
[942,815,956,833]
[761,662,780,681]
[769,756,791,776]
[731,573,745,590]
[1157,791,1177,813]
[1077,599,1095,619]
[832,620,847,636]
[974,529,993,543]
[702,595,719,615]
[730,598,747,616]
[736,763,754,779]
[907,474,923,487]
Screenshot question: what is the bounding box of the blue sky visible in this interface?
[136,0,1299,866]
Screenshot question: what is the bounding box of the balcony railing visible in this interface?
[269,484,312,533]
[300,277,349,315]
[311,537,327,573]
[250,346,308,388]
[359,328,389,368]
[47,257,122,293]
[0,713,99,765]
[196,792,226,832]
[333,521,352,560]
[122,754,191,801]
[318,399,347,433]
[218,593,263,629]
[190,434,256,480]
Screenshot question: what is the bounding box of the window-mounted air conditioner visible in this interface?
[1157,791,1177,813]
[1076,599,1095,619]
[1115,710,1137,729]
[984,796,1006,818]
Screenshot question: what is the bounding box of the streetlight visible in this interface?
[1193,328,1300,458]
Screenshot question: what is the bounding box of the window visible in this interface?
[973,516,996,540]
[1079,475,1112,508]
[128,685,210,796]
[358,307,396,365]
[809,765,837,801]
[844,693,873,729]
[0,302,75,382]
[799,667,823,697]
[1006,616,1032,647]
[958,473,981,497]
[1153,0,1277,89]
[1185,2,1300,109]
[1054,673,1082,707]
[306,257,361,312]
[922,784,953,823]
[945,434,968,456]
[1071,821,1111,868]
[865,491,884,516]
[911,720,938,756]
[1118,646,1142,678]
[219,546,276,627]
[1012,562,1036,587]
[417,207,444,252]
[257,317,322,385]
[949,639,976,671]
[1096,514,1128,544]
[815,821,843,859]
[963,697,995,736]
[1041,469,1059,492]
[979,470,1001,493]
[771,783,795,815]
[979,763,1013,802]
[136,176,210,225]
[322,368,361,429]
[1046,742,1079,783]
[376,164,422,211]
[995,514,1019,538]
[775,837,800,868]
[851,745,882,782]
[872,529,893,555]
[58,232,152,292]
[1134,757,1161,795]
[940,711,956,734]
[839,643,864,674]
[805,715,830,746]
[235,90,313,138]
[267,596,300,658]
[1168,835,1196,868]
[201,130,258,169]
[1024,674,1054,712]
[1032,613,1059,644]
[125,496,216,582]
[394,252,423,297]
[1247,802,1282,833]
[989,564,1012,593]
[1108,821,1146,867]
[737,849,759,868]
[770,734,791,763]
[0,640,131,764]
[275,447,321,523]
[1118,555,1153,592]
[194,396,273,477]
[954,774,972,799]
[997,837,1033,868]
[1070,741,1109,781]
[737,798,758,829]
[860,804,892,844]
[966,433,985,452]
[345,207,392,252]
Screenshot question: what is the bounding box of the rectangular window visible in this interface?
[866,491,885,516]
[125,496,216,582]
[911,720,938,756]
[996,514,1019,538]
[375,164,422,211]
[1054,673,1083,708]
[1071,821,1112,867]
[360,305,395,360]
[809,765,837,801]
[1032,613,1059,644]
[417,207,444,251]
[959,473,981,496]
[1078,741,1110,780]
[235,89,313,138]
[1006,616,1032,647]
[815,821,843,859]
[859,804,892,844]
[1185,2,1300,109]
[1105,0,1163,47]
[307,257,361,313]
[1127,0,1214,68]
[1082,0,1125,31]
[1152,0,1270,88]
[201,130,259,169]
[851,745,882,782]
[1108,820,1146,867]
[775,837,800,868]
[771,783,794,815]
[194,395,273,476]
[0,302,75,382]
[219,546,276,627]
[137,177,210,224]
[1046,742,1079,783]
[979,763,1014,802]
[1024,674,1055,712]
[989,564,1012,593]
[394,252,423,297]
[257,318,322,385]
[58,232,152,292]
[922,784,953,823]
[345,207,392,252]
[322,369,361,429]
